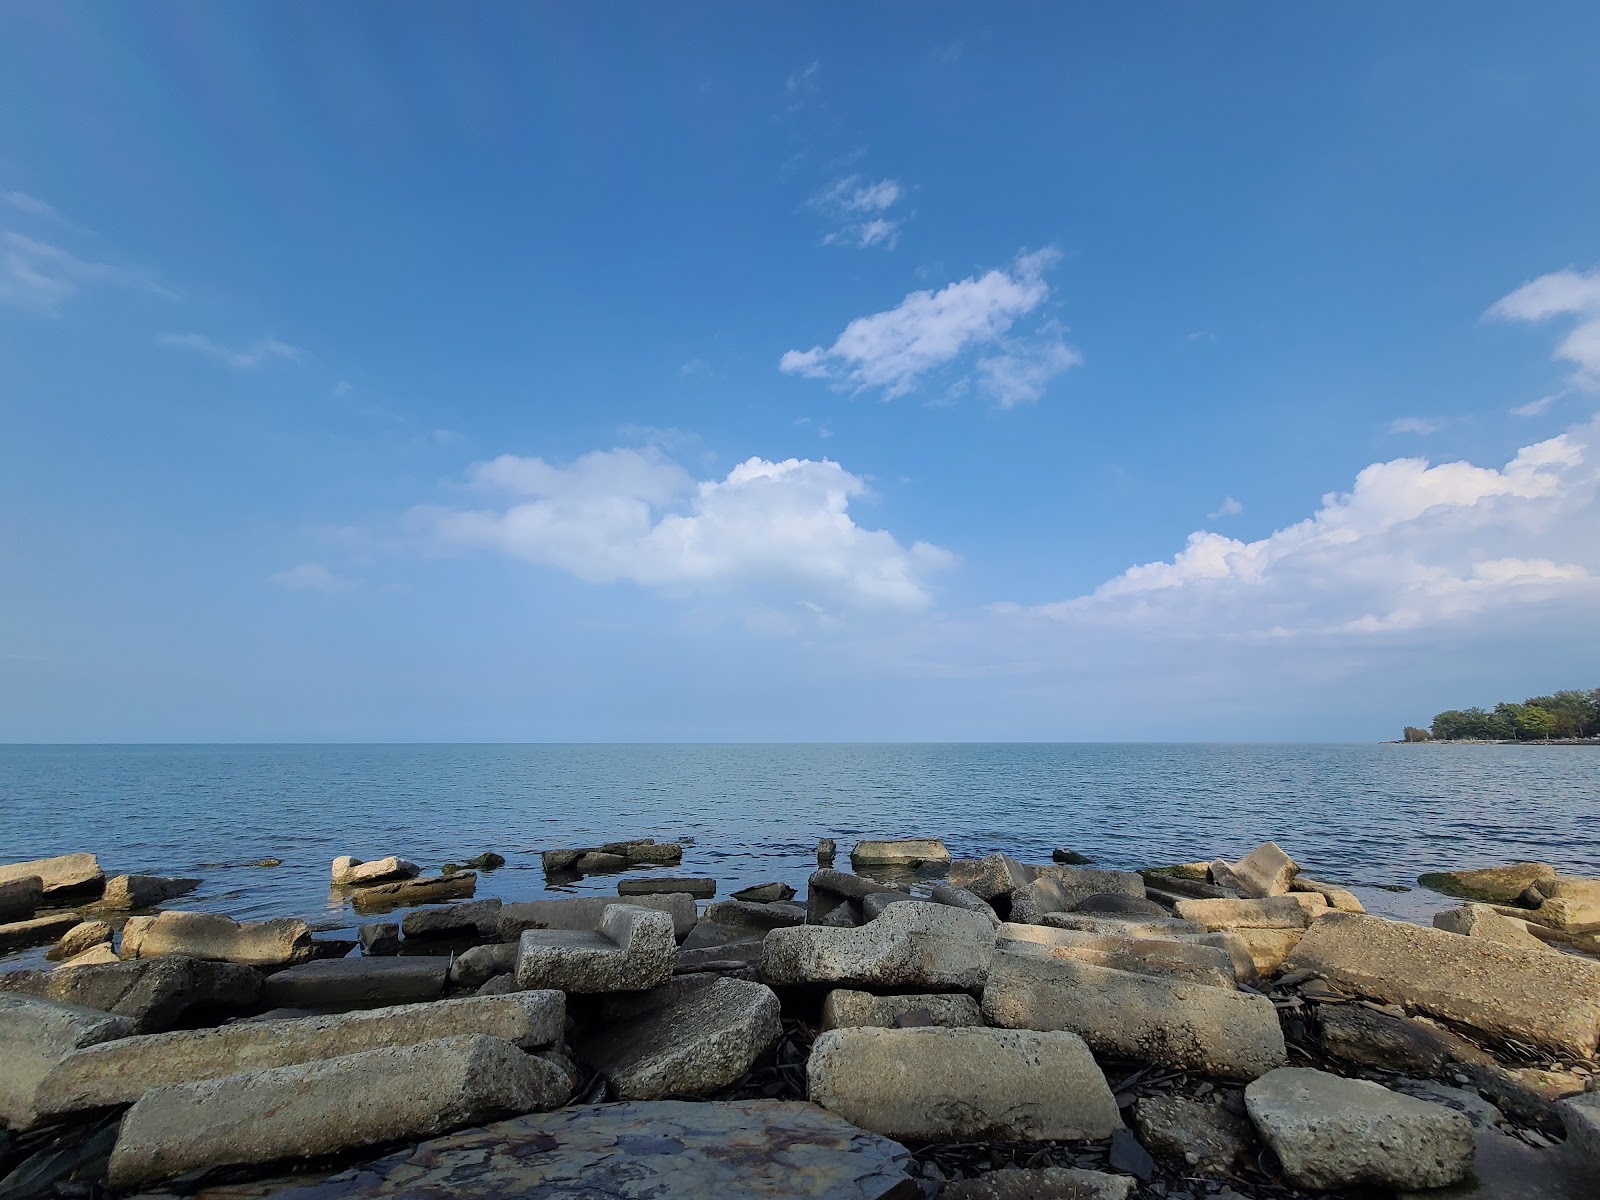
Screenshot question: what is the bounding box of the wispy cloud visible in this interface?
[780,247,1079,405]
[0,232,170,314]
[158,332,303,369]
[269,563,354,593]
[3,191,60,220]
[811,175,908,250]
[1208,496,1244,519]
[786,60,820,97]
[1486,267,1600,388]
[1511,394,1557,417]
[1388,416,1445,435]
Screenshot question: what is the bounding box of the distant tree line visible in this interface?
[1404,687,1600,742]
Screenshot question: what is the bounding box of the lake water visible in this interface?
[3,742,1598,962]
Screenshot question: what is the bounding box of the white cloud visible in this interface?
[0,232,168,314]
[781,247,1078,404]
[1208,496,1244,519]
[270,563,354,593]
[786,60,820,95]
[1010,416,1600,639]
[414,448,954,611]
[1388,416,1444,435]
[158,332,303,369]
[812,175,907,250]
[1486,267,1600,387]
[1511,394,1557,417]
[3,191,59,219]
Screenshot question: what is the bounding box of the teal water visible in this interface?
[3,743,1597,951]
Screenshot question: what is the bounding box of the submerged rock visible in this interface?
[349,872,476,913]
[1417,861,1556,904]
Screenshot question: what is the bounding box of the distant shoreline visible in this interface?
[1387,737,1600,747]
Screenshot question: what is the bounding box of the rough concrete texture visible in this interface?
[929,882,1003,927]
[1398,1126,1595,1200]
[1245,1067,1474,1190]
[350,872,476,912]
[1172,894,1327,930]
[400,898,502,939]
[1417,861,1556,904]
[1434,902,1551,951]
[448,941,517,988]
[1558,1090,1600,1171]
[1230,928,1305,976]
[849,838,951,866]
[1291,877,1365,912]
[56,944,121,968]
[0,994,135,1129]
[762,901,995,991]
[515,904,676,993]
[0,911,82,953]
[732,882,795,903]
[99,874,201,910]
[107,1034,569,1188]
[1316,1004,1491,1075]
[1132,1094,1254,1172]
[0,853,103,897]
[704,899,807,929]
[808,1025,1121,1142]
[35,989,565,1115]
[331,855,421,886]
[357,921,399,955]
[946,854,1034,901]
[1229,842,1299,898]
[46,919,114,961]
[820,988,985,1031]
[997,923,1237,988]
[261,956,450,1009]
[1010,869,1144,925]
[619,877,716,898]
[121,910,314,966]
[582,977,781,1099]
[982,949,1287,1080]
[0,955,262,1032]
[1040,913,1207,938]
[1507,895,1600,933]
[939,1167,1135,1200]
[256,1100,919,1200]
[499,891,696,940]
[0,876,43,921]
[1286,911,1600,1056]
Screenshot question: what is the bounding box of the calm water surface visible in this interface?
[3,743,1597,958]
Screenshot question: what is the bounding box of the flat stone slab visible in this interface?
[0,911,82,953]
[260,956,449,1009]
[762,901,994,990]
[619,877,717,898]
[820,989,984,1030]
[850,838,950,866]
[0,853,104,897]
[0,994,135,1129]
[349,873,476,913]
[252,1100,919,1200]
[498,892,696,940]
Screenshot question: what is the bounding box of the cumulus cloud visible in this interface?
[1007,416,1600,639]
[270,563,354,593]
[413,448,954,611]
[0,232,168,314]
[781,247,1078,404]
[158,332,302,369]
[1486,267,1600,387]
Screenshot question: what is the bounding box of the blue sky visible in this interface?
[3,3,1598,742]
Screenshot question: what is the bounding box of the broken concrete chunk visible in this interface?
[515,903,676,993]
[498,892,696,941]
[1434,902,1551,951]
[400,898,502,940]
[945,853,1033,901]
[1229,841,1299,898]
[1559,1089,1600,1172]
[349,872,476,912]
[703,898,806,930]
[0,853,104,897]
[99,874,201,910]
[618,877,716,898]
[997,923,1237,988]
[331,855,421,887]
[1291,877,1364,912]
[762,901,994,990]
[849,838,951,867]
[358,921,399,956]
[730,882,795,903]
[820,988,985,1031]
[1173,894,1326,930]
[0,994,135,1129]
[46,919,114,961]
[0,911,82,953]
[261,956,450,1009]
[1010,868,1144,924]
[0,955,261,1032]
[928,881,1001,927]
[121,910,314,966]
[1040,913,1207,938]
[1317,1003,1491,1074]
[1132,1094,1254,1172]
[448,942,517,989]
[0,876,44,921]
[808,1025,1121,1142]
[1416,861,1555,904]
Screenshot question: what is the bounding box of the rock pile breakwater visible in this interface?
[1,839,1597,1198]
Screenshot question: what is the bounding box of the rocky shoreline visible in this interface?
[1,840,1597,1199]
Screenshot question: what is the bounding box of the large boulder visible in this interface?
[261,956,450,1009]
[1173,894,1327,930]
[106,1034,570,1188]
[1227,841,1299,898]
[331,855,421,887]
[761,901,994,991]
[808,1025,1121,1141]
[498,893,696,941]
[0,994,134,1129]
[1285,911,1600,1056]
[99,874,201,910]
[1009,868,1144,924]
[820,989,985,1031]
[0,955,262,1032]
[849,838,951,867]
[1417,861,1555,903]
[581,977,781,1100]
[121,910,314,967]
[1245,1067,1474,1190]
[1433,902,1550,951]
[515,904,675,993]
[0,876,43,922]
[806,869,908,924]
[0,853,104,898]
[982,949,1287,1080]
[35,990,564,1115]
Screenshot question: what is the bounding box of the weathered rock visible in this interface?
[99,874,201,910]
[515,904,675,993]
[622,842,684,866]
[1455,1062,1588,1126]
[400,898,502,940]
[849,838,951,867]
[499,892,697,940]
[820,989,984,1031]
[946,853,1033,901]
[619,877,716,898]
[1245,1066,1474,1190]
[1229,841,1299,898]
[1073,893,1169,917]
[1053,848,1096,865]
[0,955,262,1032]
[1231,927,1304,975]
[0,853,103,898]
[817,837,837,863]
[577,851,630,872]
[817,900,860,926]
[0,994,135,1129]
[1173,894,1326,930]
[861,891,920,921]
[940,1167,1134,1200]
[704,898,806,930]
[1417,861,1556,904]
[731,882,795,903]
[0,911,82,952]
[349,872,476,912]
[1316,1003,1491,1074]
[1010,868,1144,924]
[45,918,114,961]
[1434,902,1551,950]
[261,956,450,1009]
[1209,859,1245,890]
[122,910,314,966]
[358,921,399,956]
[809,868,908,902]
[809,1025,1120,1141]
[582,977,781,1100]
[448,942,518,988]
[1506,895,1600,933]
[997,923,1237,988]
[475,975,519,997]
[1132,1094,1254,1172]
[35,990,564,1115]
[1286,911,1600,1056]
[1559,1090,1600,1171]
[331,855,421,887]
[982,949,1287,1079]
[762,902,994,991]
[56,943,121,968]
[456,852,506,872]
[0,876,43,922]
[107,1034,569,1188]
[929,881,1002,927]
[1040,913,1207,938]
[256,1099,917,1200]
[1291,877,1365,912]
